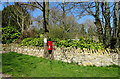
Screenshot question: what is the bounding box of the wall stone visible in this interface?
[2,44,120,67]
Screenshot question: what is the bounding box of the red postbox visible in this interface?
[48,41,53,54]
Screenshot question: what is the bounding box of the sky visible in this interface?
[0,0,119,2]
[0,2,95,24]
[28,2,95,24]
[0,2,3,11]
[0,2,97,26]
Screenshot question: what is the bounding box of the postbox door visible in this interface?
[48,41,52,50]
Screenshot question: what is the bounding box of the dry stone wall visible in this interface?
[2,44,120,66]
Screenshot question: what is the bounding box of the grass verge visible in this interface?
[2,52,119,77]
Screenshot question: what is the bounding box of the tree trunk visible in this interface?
[43,0,49,58]
[113,2,119,48]
[62,1,66,30]
[95,2,103,43]
[118,1,120,48]
[21,16,24,33]
[103,2,111,48]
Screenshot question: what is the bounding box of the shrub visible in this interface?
[20,38,43,47]
[20,37,104,49]
[55,39,104,49]
[2,26,21,44]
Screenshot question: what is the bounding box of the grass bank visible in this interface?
[2,52,119,77]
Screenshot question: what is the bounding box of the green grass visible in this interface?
[2,52,119,77]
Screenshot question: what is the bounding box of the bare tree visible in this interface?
[73,2,119,48]
[12,4,31,33]
[43,0,50,58]
[19,1,50,58]
[2,3,31,33]
[58,2,76,31]
[113,2,119,48]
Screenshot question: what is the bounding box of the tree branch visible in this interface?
[36,2,43,9]
[20,3,43,11]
